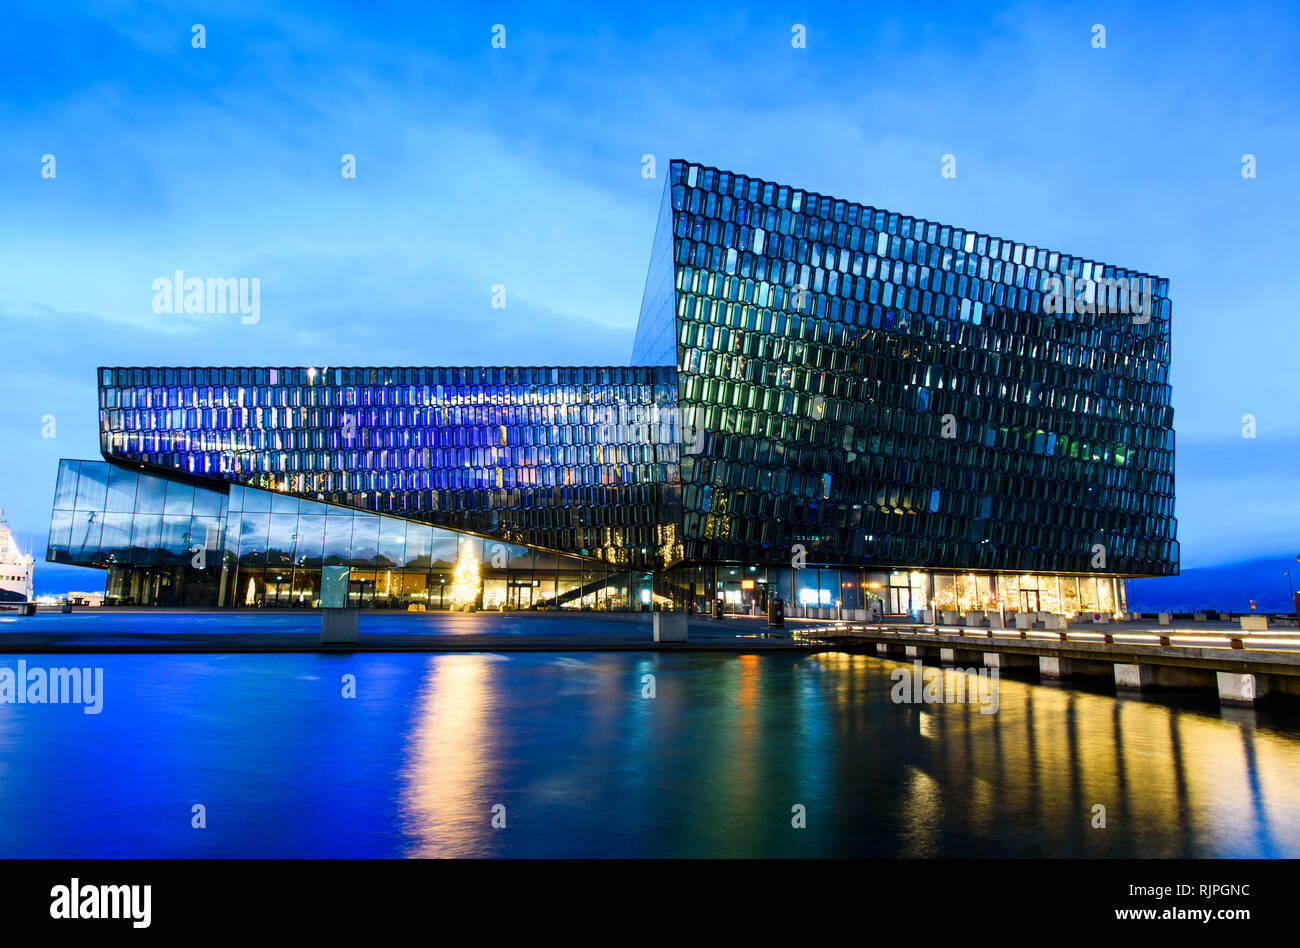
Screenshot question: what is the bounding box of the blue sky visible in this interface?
[2,1,1297,595]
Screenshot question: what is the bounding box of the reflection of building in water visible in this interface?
[813,651,1300,857]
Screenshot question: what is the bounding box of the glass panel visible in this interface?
[350,514,379,568]
[237,570,265,607]
[933,574,956,610]
[1039,576,1062,614]
[794,567,819,607]
[242,488,271,513]
[909,572,927,614]
[1062,576,1081,615]
[47,509,73,558]
[374,568,400,606]
[105,465,139,513]
[294,515,325,569]
[53,460,80,510]
[457,534,485,565]
[482,578,508,609]
[73,462,108,511]
[377,518,406,568]
[267,513,297,567]
[68,510,102,562]
[323,513,352,566]
[956,574,979,611]
[1098,579,1116,613]
[291,569,321,607]
[430,530,458,568]
[163,480,196,516]
[98,512,134,565]
[264,567,294,605]
[1079,578,1099,612]
[271,492,299,514]
[192,485,224,518]
[160,514,191,563]
[191,516,222,568]
[404,523,432,569]
[134,473,168,513]
[401,572,430,606]
[348,570,375,607]
[128,513,162,564]
[429,571,450,607]
[238,512,270,566]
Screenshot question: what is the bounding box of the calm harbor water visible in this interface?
[0,649,1297,857]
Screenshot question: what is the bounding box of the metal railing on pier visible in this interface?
[792,622,1300,653]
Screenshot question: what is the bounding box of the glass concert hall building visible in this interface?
[47,159,1177,616]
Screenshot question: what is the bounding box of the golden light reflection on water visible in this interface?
[900,765,943,857]
[393,651,1300,857]
[829,653,1300,857]
[400,655,499,858]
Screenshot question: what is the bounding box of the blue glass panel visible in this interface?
[404,523,432,568]
[322,514,352,566]
[105,465,139,513]
[52,460,80,510]
[267,513,297,567]
[350,514,379,568]
[68,510,102,562]
[73,462,108,511]
[192,485,224,519]
[163,480,195,516]
[238,512,269,566]
[294,515,325,569]
[377,518,406,568]
[47,509,73,558]
[98,509,131,561]
[160,514,191,561]
[134,474,167,514]
[128,514,162,564]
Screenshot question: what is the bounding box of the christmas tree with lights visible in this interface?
[448,546,481,611]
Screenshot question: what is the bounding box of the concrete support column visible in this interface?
[1040,656,1073,679]
[320,566,357,644]
[982,651,1037,670]
[653,612,688,643]
[1040,656,1114,680]
[1113,663,1152,691]
[1115,663,1219,693]
[321,607,358,644]
[1217,672,1270,706]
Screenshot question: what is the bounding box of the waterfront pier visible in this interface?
[797,619,1300,706]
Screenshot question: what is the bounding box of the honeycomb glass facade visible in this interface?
[47,158,1175,613]
[95,366,682,569]
[639,160,1177,578]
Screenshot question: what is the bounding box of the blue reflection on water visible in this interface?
[0,650,1298,858]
